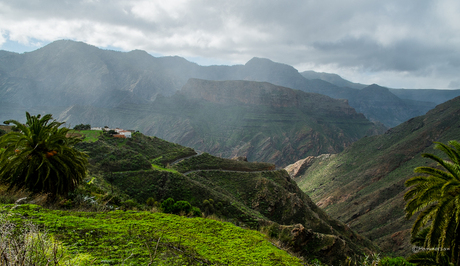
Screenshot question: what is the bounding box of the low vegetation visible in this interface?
[0,204,304,265]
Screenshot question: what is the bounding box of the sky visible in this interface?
[1,0,459,89]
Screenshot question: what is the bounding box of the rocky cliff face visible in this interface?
[136,79,385,167]
[181,79,301,108]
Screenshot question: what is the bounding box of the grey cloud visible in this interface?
[312,36,458,73]
[0,0,459,88]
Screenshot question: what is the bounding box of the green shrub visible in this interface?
[266,222,280,238]
[191,206,202,217]
[172,200,192,214]
[161,197,175,213]
[73,124,91,130]
[146,197,157,207]
[122,199,138,210]
[203,199,215,216]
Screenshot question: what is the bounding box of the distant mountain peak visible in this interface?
[245,57,275,65]
[363,84,388,90]
[300,70,367,90]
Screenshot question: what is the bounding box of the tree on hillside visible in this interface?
[404,140,460,265]
[0,113,88,197]
[73,124,91,130]
[0,129,5,137]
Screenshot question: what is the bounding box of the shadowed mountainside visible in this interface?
[57,79,386,167]
[289,95,460,256]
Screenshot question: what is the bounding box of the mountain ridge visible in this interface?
[0,40,453,128]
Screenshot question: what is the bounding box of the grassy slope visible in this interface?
[1,204,303,265]
[294,96,460,256]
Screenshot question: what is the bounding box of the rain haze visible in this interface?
[1,0,459,89]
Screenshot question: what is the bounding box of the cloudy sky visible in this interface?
[1,0,459,89]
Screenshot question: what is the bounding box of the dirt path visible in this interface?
[169,151,203,166]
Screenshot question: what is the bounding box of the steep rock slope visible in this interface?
[65,79,384,167]
[291,96,460,256]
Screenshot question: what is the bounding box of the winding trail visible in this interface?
[169,151,203,166]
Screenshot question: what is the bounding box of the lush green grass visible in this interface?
[69,129,103,142]
[1,204,303,265]
[151,163,179,173]
[81,130,103,142]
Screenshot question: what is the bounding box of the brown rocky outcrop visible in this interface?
[285,154,332,178]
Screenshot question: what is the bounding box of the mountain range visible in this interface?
[1,40,459,129]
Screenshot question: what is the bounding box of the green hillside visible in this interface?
[55,130,377,264]
[292,96,460,256]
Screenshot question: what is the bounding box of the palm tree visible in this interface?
[0,113,88,197]
[404,140,460,265]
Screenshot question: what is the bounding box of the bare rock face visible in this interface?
[285,156,316,178]
[285,154,332,178]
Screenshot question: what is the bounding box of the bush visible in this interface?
[122,199,138,210]
[146,197,157,207]
[161,197,175,213]
[203,199,215,216]
[191,206,202,217]
[74,124,91,130]
[172,200,192,214]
